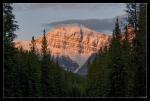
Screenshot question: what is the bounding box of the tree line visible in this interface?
[86,3,146,97]
[4,3,146,97]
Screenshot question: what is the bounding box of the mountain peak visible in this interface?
[51,24,97,34]
[15,26,111,75]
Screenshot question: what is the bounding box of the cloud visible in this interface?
[13,3,125,11]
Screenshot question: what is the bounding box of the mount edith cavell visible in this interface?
[14,24,135,75]
[4,3,146,97]
[15,24,111,75]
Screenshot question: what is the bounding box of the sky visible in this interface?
[12,3,126,40]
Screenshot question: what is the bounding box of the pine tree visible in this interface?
[50,61,65,96]
[3,3,19,97]
[125,3,146,97]
[125,3,139,31]
[109,17,127,97]
[133,3,146,96]
[31,36,36,54]
[27,51,42,96]
[86,47,111,97]
[42,29,48,58]
[41,29,54,96]
[3,3,19,46]
[23,36,42,97]
[112,17,121,39]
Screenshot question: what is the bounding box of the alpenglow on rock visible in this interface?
[15,24,111,75]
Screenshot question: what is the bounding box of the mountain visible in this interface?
[15,24,111,75]
[14,24,135,75]
[44,14,127,34]
[77,53,97,75]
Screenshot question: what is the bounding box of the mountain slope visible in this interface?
[15,25,111,74]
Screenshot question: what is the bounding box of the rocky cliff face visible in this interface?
[15,24,111,74]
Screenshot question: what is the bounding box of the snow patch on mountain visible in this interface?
[14,25,111,75]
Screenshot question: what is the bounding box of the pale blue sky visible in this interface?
[13,3,126,40]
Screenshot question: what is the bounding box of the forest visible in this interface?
[4,3,146,97]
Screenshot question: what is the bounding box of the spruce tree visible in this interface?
[133,3,146,96]
[24,36,42,97]
[31,36,36,54]
[109,17,126,97]
[3,3,19,46]
[3,3,19,97]
[41,29,52,96]
[125,3,139,31]
[125,3,146,97]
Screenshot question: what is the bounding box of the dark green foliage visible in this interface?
[86,3,146,96]
[113,17,121,38]
[86,50,111,97]
[40,29,66,97]
[131,3,146,96]
[62,71,85,97]
[4,49,42,97]
[27,52,42,96]
[108,17,127,97]
[42,29,48,57]
[123,3,146,97]
[3,3,85,97]
[86,17,127,97]
[125,3,139,30]
[4,3,19,97]
[41,29,52,96]
[31,36,36,54]
[4,3,146,97]
[121,25,134,97]
[3,3,19,46]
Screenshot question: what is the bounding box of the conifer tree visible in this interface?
[3,3,19,46]
[132,3,146,96]
[125,3,139,31]
[109,17,127,97]
[31,36,36,54]
[125,3,146,96]
[27,52,42,96]
[4,3,19,96]
[41,29,51,96]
